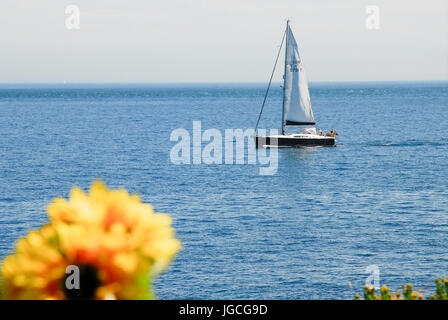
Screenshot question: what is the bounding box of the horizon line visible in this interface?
[0,79,447,86]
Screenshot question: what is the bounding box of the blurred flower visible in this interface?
[48,181,180,274]
[1,181,180,300]
[379,285,391,300]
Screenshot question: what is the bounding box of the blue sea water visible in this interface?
[0,81,447,299]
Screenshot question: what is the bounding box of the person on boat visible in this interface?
[330,130,334,137]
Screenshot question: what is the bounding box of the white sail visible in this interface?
[282,24,315,127]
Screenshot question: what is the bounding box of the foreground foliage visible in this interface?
[356,278,448,300]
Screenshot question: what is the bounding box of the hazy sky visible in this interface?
[0,0,447,82]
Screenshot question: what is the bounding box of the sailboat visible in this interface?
[254,21,336,147]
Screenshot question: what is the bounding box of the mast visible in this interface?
[254,26,286,133]
[281,20,289,135]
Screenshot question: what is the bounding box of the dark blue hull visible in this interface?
[255,136,335,148]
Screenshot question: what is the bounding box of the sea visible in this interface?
[0,81,447,299]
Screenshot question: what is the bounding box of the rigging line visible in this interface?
[254,29,286,133]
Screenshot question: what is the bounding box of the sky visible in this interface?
[0,0,446,83]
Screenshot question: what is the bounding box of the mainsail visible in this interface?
[282,23,315,129]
